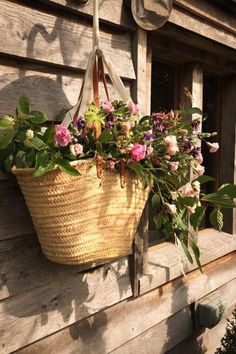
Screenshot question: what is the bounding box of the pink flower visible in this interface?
[146,146,154,157]
[127,100,140,115]
[208,142,219,153]
[165,203,177,215]
[130,143,146,162]
[187,204,197,214]
[123,121,133,135]
[170,161,179,172]
[171,191,178,200]
[70,143,83,156]
[178,182,195,197]
[163,136,179,156]
[195,164,205,176]
[192,181,201,197]
[101,101,114,112]
[195,153,203,164]
[106,160,116,170]
[54,124,72,147]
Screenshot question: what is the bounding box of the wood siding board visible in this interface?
[174,0,236,35]
[13,255,236,354]
[158,23,236,67]
[36,0,136,31]
[140,230,236,294]
[169,6,236,50]
[0,180,34,240]
[0,257,132,353]
[0,235,115,301]
[166,303,236,354]
[0,63,132,118]
[0,1,135,79]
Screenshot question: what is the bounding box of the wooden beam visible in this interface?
[13,255,236,354]
[0,0,135,79]
[140,230,236,294]
[0,257,132,353]
[169,5,236,50]
[36,0,136,31]
[0,62,132,118]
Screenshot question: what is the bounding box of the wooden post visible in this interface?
[130,28,151,296]
[220,76,236,234]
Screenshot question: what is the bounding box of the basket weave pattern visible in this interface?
[13,160,148,264]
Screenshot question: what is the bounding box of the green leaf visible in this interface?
[35,150,49,169]
[181,196,196,207]
[99,129,113,143]
[209,208,223,232]
[43,126,55,144]
[18,95,30,115]
[15,150,27,168]
[202,193,236,208]
[34,162,55,177]
[28,136,48,151]
[58,160,81,176]
[153,213,163,229]
[185,107,202,115]
[194,175,215,184]
[0,128,14,149]
[189,239,202,272]
[151,194,161,210]
[217,184,236,198]
[181,240,193,264]
[28,111,48,124]
[139,115,150,124]
[3,154,14,172]
[0,118,13,129]
[190,206,206,230]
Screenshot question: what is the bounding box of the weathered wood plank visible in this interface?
[166,303,236,354]
[0,257,132,353]
[140,230,236,294]
[0,180,34,240]
[13,254,236,354]
[175,0,236,35]
[0,62,132,117]
[169,5,236,50]
[0,0,135,79]
[0,234,114,301]
[37,0,135,31]
[112,278,236,354]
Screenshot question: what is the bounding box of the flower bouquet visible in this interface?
[0,95,235,266]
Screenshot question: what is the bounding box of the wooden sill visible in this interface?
[139,229,236,295]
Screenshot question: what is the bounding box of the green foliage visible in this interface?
[0,95,236,268]
[215,307,236,354]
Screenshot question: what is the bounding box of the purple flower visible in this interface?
[76,117,85,128]
[183,139,192,154]
[144,132,155,141]
[191,120,200,131]
[191,147,201,158]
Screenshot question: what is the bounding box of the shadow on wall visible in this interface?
[0,3,132,352]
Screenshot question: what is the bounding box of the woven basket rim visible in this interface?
[11,159,94,176]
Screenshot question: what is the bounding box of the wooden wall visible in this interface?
[0,0,236,353]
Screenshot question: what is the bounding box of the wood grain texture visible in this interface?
[0,257,132,353]
[14,255,236,354]
[112,278,236,354]
[0,180,34,240]
[38,0,135,31]
[0,0,135,79]
[166,303,236,354]
[140,230,236,294]
[0,62,132,117]
[169,5,236,50]
[175,0,236,35]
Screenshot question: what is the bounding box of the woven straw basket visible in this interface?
[12,160,148,265]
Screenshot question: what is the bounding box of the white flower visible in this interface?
[70,143,83,156]
[195,164,205,176]
[170,161,179,172]
[178,182,195,197]
[187,204,197,214]
[164,135,179,156]
[4,116,15,125]
[192,181,201,196]
[165,203,177,215]
[26,129,34,139]
[208,142,219,153]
